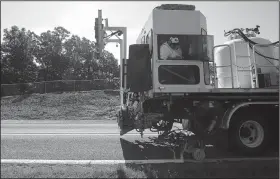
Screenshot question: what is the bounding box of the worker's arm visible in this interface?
[175,48,183,59]
[160,44,170,60]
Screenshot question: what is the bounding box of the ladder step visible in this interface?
[236,55,251,58]
[237,70,252,72]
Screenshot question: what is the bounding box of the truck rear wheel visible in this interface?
[229,115,270,156]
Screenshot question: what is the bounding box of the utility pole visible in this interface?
[94,9,127,106]
[95,10,105,58]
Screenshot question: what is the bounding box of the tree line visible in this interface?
[1,26,120,84]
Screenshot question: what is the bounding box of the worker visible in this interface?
[160,37,183,60]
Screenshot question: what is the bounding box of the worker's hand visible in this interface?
[175,56,183,59]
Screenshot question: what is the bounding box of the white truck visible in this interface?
[116,4,279,160]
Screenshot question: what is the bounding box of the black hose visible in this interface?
[225,28,279,47]
[248,43,279,70]
[225,28,279,64]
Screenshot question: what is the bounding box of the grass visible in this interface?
[1,163,146,178]
[1,160,279,178]
[1,90,120,120]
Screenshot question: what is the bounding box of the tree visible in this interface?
[98,51,119,79]
[35,27,71,80]
[1,25,120,85]
[64,36,98,80]
[1,26,39,84]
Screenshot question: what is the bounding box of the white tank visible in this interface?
[214,37,279,88]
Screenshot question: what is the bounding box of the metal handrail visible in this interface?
[213,43,279,89]
[252,43,279,88]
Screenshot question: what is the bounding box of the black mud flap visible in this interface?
[117,108,135,136]
[127,44,152,92]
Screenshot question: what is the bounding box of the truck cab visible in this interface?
[125,6,214,97]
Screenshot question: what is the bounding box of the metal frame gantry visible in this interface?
[96,9,128,106]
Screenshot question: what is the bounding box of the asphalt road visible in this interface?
[1,120,278,161]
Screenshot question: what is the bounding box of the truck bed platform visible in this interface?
[153,88,279,101]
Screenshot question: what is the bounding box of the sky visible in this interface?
[1,1,279,64]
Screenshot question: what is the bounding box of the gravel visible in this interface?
[1,91,120,121]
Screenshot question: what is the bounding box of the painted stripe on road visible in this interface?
[1,133,158,136]
[1,157,278,165]
[1,159,184,165]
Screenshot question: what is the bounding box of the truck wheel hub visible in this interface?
[239,120,264,148]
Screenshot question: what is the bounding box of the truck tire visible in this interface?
[118,108,134,136]
[229,114,270,156]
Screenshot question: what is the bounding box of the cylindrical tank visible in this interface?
[214,37,278,88]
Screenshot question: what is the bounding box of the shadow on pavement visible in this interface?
[120,137,174,160]
[119,133,232,161]
[124,159,279,178]
[119,135,279,178]
[120,132,279,160]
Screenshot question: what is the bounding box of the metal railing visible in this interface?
[213,43,279,89]
[252,43,279,88]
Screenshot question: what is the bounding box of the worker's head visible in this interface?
[168,37,180,49]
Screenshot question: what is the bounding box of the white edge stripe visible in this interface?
[1,133,158,136]
[1,157,279,165]
[1,159,184,165]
